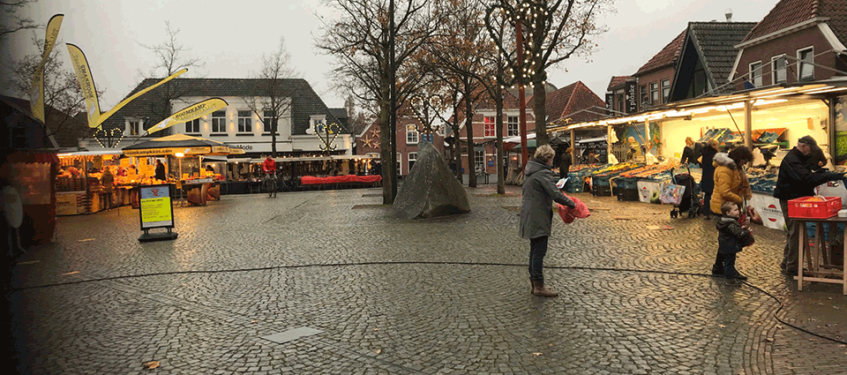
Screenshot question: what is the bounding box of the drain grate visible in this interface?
[352,204,388,209]
[261,327,323,344]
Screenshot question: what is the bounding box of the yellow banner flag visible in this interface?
[147,98,228,134]
[96,68,187,127]
[66,43,101,128]
[30,14,64,123]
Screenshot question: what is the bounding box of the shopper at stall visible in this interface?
[625,137,641,161]
[558,147,573,180]
[101,167,115,211]
[680,137,702,166]
[710,147,753,220]
[774,136,847,274]
[582,149,600,164]
[520,144,576,298]
[700,139,719,219]
[155,160,166,181]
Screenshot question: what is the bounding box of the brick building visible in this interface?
[728,0,847,90]
[355,112,446,177]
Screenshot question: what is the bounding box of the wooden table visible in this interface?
[795,216,847,295]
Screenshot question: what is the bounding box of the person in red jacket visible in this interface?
[262,156,277,176]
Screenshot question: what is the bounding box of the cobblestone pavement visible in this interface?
[8,186,847,374]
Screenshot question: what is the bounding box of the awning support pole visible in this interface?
[745,100,753,149]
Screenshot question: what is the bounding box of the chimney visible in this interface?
[725,8,733,22]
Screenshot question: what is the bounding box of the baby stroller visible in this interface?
[668,166,700,219]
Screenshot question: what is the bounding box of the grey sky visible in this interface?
[1,0,779,112]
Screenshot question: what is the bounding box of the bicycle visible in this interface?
[263,172,278,198]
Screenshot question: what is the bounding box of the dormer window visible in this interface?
[126,119,141,136]
[310,115,327,133]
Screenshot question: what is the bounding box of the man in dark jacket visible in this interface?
[558,146,572,180]
[520,145,576,297]
[155,160,167,181]
[700,139,719,218]
[774,136,846,274]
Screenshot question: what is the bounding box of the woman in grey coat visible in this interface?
[520,145,575,297]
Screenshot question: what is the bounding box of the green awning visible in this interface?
[511,139,537,151]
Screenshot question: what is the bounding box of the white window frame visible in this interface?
[474,150,485,170]
[237,111,253,134]
[749,61,763,87]
[484,116,495,138]
[127,119,141,136]
[406,124,419,144]
[661,80,670,103]
[507,116,519,137]
[184,118,200,134]
[797,46,814,81]
[211,111,227,134]
[771,55,787,84]
[408,152,417,172]
[310,115,327,133]
[650,82,659,104]
[396,152,402,176]
[639,84,649,105]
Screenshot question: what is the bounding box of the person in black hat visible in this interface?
[774,135,847,274]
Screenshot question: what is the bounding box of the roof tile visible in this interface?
[635,30,687,76]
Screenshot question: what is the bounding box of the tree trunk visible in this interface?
[464,79,476,188]
[532,79,549,146]
[495,89,505,195]
[379,76,394,204]
[271,121,277,158]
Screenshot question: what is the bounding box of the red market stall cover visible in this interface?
[300,175,382,185]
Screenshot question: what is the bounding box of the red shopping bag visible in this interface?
[557,196,590,224]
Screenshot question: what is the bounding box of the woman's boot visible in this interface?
[532,281,559,297]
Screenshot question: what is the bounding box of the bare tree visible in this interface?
[486,0,611,146]
[0,0,39,39]
[8,36,97,146]
[241,37,298,158]
[138,21,204,134]
[316,0,439,204]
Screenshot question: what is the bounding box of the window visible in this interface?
[408,152,417,172]
[798,47,814,80]
[661,80,670,103]
[314,118,326,133]
[639,85,649,105]
[396,152,402,176]
[484,116,495,137]
[263,111,277,133]
[749,61,763,87]
[128,120,140,136]
[650,82,658,104]
[507,116,519,137]
[406,124,418,144]
[211,111,227,134]
[184,119,200,134]
[419,133,433,143]
[616,93,624,115]
[474,150,485,173]
[772,55,787,84]
[237,111,252,133]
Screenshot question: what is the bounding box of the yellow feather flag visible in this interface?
[66,43,101,128]
[30,14,64,123]
[96,68,187,127]
[147,98,229,135]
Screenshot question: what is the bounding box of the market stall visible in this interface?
[122,134,231,206]
[57,150,127,215]
[223,155,379,194]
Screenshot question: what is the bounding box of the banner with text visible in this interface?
[30,14,64,123]
[147,98,228,134]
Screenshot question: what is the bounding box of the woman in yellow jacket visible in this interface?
[709,146,753,216]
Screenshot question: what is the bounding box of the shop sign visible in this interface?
[231,144,253,151]
[625,81,637,114]
[139,185,174,230]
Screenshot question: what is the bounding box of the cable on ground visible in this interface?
[10,261,847,345]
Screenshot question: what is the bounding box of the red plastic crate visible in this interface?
[787,196,842,219]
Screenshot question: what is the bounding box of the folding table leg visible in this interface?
[798,220,805,291]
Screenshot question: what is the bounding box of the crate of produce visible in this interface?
[617,176,639,190]
[566,180,584,193]
[592,185,612,197]
[617,187,639,201]
[787,196,842,219]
